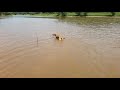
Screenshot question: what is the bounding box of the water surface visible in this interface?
[0,16,120,78]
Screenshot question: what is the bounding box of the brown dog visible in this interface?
[52,34,65,40]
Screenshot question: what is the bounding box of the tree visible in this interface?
[56,12,67,16]
[111,12,115,16]
[84,12,87,16]
[75,12,81,16]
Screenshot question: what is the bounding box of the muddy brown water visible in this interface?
[0,16,120,78]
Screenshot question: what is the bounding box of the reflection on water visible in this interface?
[0,16,120,78]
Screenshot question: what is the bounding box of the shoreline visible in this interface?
[2,15,120,18]
[21,15,120,18]
[0,16,11,19]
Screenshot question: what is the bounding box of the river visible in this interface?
[0,16,120,78]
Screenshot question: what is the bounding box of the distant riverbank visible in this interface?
[21,15,120,19]
[0,15,11,19]
[28,12,120,17]
[0,16,6,19]
[1,12,120,18]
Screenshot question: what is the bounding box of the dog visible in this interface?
[52,34,65,41]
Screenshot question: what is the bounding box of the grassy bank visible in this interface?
[0,15,11,19]
[29,12,120,17]
[1,12,120,18]
[0,13,12,18]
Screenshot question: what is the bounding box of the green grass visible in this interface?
[86,12,112,16]
[114,12,120,16]
[31,13,58,17]
[2,12,120,17]
[65,12,77,16]
[29,12,120,17]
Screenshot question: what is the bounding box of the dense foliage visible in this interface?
[0,12,119,17]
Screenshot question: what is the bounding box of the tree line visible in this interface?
[0,12,117,16]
